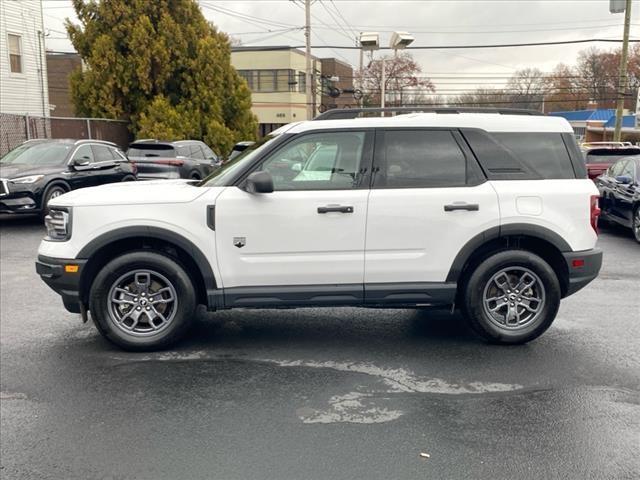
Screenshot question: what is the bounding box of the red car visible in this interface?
[584,146,640,181]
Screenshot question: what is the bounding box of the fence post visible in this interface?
[86,119,92,139]
[25,114,31,139]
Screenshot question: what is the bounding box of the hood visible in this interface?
[49,179,213,208]
[0,163,65,179]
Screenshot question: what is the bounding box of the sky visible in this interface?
[40,0,640,93]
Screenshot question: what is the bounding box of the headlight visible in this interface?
[10,175,44,184]
[45,208,72,241]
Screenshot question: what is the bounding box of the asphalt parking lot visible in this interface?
[1,215,639,480]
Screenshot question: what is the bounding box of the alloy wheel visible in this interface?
[634,208,640,242]
[107,269,178,336]
[482,267,546,330]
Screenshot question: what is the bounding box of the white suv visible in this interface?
[36,108,602,350]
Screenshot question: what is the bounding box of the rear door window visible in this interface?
[176,146,190,157]
[374,130,469,188]
[92,145,114,162]
[190,145,205,160]
[492,132,575,179]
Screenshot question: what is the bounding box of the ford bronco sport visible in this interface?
[36,108,602,350]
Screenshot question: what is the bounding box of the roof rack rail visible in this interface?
[314,107,545,121]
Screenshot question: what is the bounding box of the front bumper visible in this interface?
[0,192,39,213]
[36,255,87,313]
[562,248,603,297]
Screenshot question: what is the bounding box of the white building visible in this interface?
[0,0,49,117]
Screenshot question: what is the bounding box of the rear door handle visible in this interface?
[444,203,479,212]
[317,205,354,214]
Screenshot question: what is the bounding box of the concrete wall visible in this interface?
[0,0,49,117]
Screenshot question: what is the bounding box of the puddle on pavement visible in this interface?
[110,350,523,425]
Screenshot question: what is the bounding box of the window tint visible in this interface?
[190,145,205,160]
[376,130,467,188]
[492,133,575,179]
[202,145,217,160]
[620,160,634,178]
[176,146,190,157]
[92,145,114,162]
[609,160,626,177]
[72,145,94,163]
[127,145,175,158]
[260,132,366,191]
[111,148,126,160]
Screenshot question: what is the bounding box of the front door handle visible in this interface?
[317,205,354,214]
[444,203,479,212]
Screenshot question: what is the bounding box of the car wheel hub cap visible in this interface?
[482,267,546,330]
[107,269,178,336]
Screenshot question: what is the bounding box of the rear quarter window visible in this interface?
[492,132,575,179]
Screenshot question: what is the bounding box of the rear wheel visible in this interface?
[461,250,560,344]
[190,171,201,180]
[633,206,640,243]
[89,251,196,351]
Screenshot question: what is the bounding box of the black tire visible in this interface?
[40,183,68,219]
[460,250,561,345]
[189,171,201,180]
[632,205,640,244]
[121,175,136,182]
[89,251,196,351]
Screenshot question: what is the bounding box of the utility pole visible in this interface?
[305,0,312,120]
[613,0,632,142]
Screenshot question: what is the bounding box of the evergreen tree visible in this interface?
[66,0,257,154]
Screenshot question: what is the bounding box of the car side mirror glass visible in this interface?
[291,162,302,172]
[245,171,274,194]
[615,175,632,184]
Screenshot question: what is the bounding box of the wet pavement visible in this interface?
[1,215,639,479]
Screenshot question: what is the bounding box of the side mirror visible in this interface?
[245,171,274,194]
[291,162,302,172]
[72,157,91,168]
[615,175,632,184]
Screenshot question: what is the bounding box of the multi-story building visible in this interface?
[231,46,322,136]
[47,52,82,117]
[319,57,356,111]
[0,0,49,117]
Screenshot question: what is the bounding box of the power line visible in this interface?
[261,38,640,50]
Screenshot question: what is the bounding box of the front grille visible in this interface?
[0,179,8,196]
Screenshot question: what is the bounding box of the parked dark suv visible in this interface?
[0,139,136,217]
[127,140,221,180]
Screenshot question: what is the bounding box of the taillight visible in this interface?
[590,195,601,234]
[155,159,185,166]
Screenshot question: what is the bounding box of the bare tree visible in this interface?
[356,51,435,107]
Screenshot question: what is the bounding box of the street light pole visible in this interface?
[381,58,386,110]
[613,0,632,142]
[304,0,312,120]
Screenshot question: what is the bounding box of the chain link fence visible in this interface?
[0,113,131,156]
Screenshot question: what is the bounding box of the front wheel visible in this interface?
[40,184,67,219]
[633,206,640,244]
[461,250,561,345]
[89,251,196,351]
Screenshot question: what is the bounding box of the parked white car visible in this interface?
[37,108,602,350]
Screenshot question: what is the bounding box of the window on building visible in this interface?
[8,34,22,73]
[257,70,276,92]
[298,72,306,93]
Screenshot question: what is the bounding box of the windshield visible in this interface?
[199,135,280,187]
[1,142,72,165]
[585,148,640,164]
